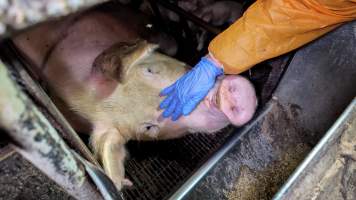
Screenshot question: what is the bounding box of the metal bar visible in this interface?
[273,98,356,200]
[168,106,272,200]
[72,151,125,200]
[147,0,165,25]
[0,0,107,37]
[153,0,221,35]
[0,39,100,167]
[0,145,16,162]
[0,60,103,200]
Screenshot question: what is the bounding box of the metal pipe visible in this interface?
[0,0,104,37]
[0,60,103,200]
[72,151,125,200]
[0,39,100,167]
[168,106,272,200]
[148,0,165,25]
[273,98,356,200]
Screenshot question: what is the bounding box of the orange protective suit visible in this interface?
[208,0,356,74]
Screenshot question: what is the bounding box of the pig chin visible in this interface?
[182,98,230,134]
[157,104,229,139]
[176,86,228,134]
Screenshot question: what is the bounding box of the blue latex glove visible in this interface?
[159,57,223,121]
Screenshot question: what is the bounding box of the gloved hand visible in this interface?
[159,56,223,121]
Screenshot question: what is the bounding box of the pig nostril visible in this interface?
[228,87,236,93]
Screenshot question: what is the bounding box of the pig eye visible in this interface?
[143,66,160,75]
[138,123,160,138]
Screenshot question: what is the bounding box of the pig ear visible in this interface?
[121,40,159,73]
[90,40,157,98]
[92,40,158,83]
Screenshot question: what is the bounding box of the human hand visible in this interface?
[159,56,223,121]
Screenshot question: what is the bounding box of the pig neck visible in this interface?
[64,85,134,141]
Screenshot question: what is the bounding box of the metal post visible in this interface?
[0,60,103,200]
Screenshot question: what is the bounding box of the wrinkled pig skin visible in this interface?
[13,2,257,190]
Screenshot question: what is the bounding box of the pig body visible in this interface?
[118,0,244,51]
[13,2,257,190]
[196,1,244,26]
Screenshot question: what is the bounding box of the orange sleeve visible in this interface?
[208,0,356,74]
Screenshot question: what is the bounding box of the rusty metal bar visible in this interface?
[0,60,103,200]
[0,39,99,167]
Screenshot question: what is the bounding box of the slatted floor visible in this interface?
[123,127,235,200]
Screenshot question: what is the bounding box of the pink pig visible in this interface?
[13,2,257,190]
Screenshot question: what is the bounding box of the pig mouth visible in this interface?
[204,75,257,127]
[205,87,222,112]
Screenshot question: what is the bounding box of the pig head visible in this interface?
[13,2,257,190]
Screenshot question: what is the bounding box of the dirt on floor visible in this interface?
[284,109,356,200]
[226,144,309,200]
[0,146,74,200]
[226,102,313,200]
[228,103,356,200]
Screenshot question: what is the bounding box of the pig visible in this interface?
[119,0,244,51]
[196,1,244,26]
[13,2,257,190]
[139,0,243,27]
[158,0,244,50]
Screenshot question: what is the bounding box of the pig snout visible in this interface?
[217,75,257,126]
[162,75,257,137]
[202,75,257,127]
